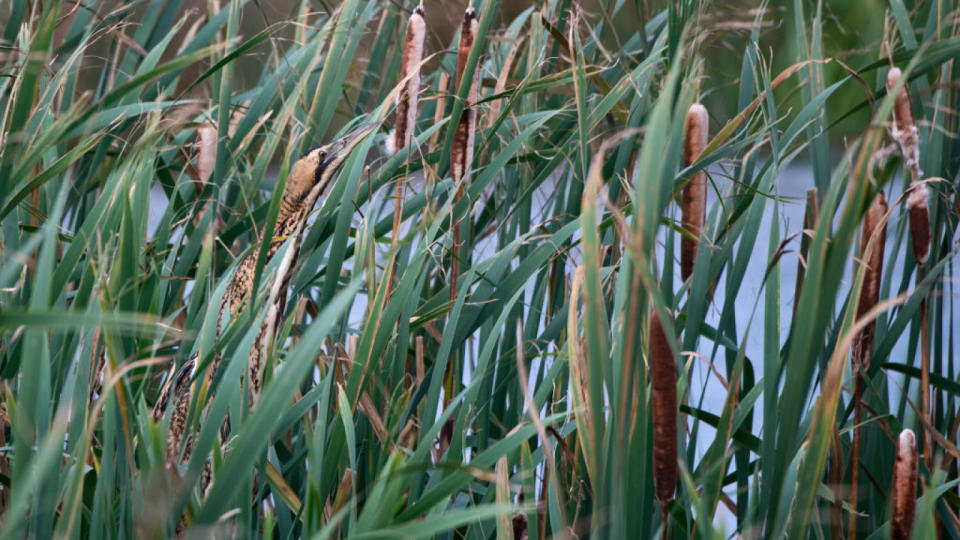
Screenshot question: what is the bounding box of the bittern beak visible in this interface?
[289,122,380,203]
[318,122,380,172]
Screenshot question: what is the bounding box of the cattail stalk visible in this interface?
[391,4,425,241]
[450,7,478,303]
[386,6,426,392]
[890,429,919,540]
[850,191,888,539]
[908,185,933,469]
[649,309,677,504]
[889,67,934,468]
[681,103,708,282]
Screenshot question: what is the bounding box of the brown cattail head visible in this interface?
[907,184,931,265]
[392,4,425,154]
[451,7,479,183]
[681,103,709,282]
[853,191,888,370]
[886,68,921,179]
[890,429,919,540]
[649,308,678,501]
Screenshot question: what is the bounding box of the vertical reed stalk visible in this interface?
[849,191,888,539]
[450,6,478,303]
[890,429,918,540]
[388,5,425,380]
[649,307,677,536]
[681,103,708,283]
[908,185,932,469]
[390,4,425,249]
[889,67,933,468]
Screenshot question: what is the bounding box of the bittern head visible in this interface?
[286,122,379,203]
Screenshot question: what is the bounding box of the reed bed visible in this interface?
[0,1,958,538]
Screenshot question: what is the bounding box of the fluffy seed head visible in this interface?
[890,429,918,540]
[681,103,709,282]
[886,68,921,178]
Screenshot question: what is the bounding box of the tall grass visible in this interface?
[0,0,958,538]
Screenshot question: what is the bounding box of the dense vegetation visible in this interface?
[0,0,958,538]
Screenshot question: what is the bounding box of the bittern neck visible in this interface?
[278,192,303,225]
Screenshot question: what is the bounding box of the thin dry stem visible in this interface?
[907,184,933,467]
[850,191,888,539]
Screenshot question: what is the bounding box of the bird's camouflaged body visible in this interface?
[151,124,376,504]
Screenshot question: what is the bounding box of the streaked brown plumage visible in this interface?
[151,123,376,501]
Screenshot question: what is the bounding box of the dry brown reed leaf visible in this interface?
[681,103,708,282]
[567,266,595,470]
[890,429,918,540]
[649,308,677,501]
[486,36,522,130]
[323,468,354,522]
[392,4,425,154]
[430,72,450,150]
[197,125,217,185]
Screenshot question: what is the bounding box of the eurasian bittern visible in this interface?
[152,122,377,499]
